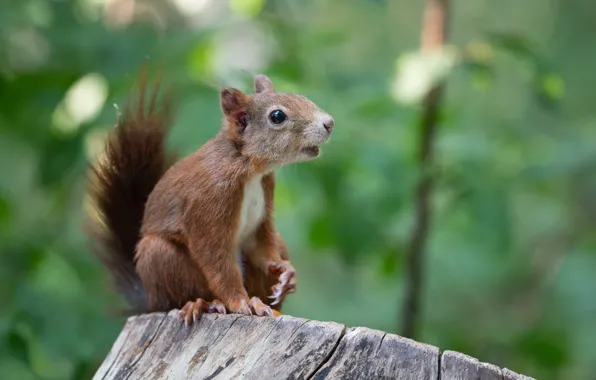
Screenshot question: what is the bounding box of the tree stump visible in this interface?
[93,310,534,379]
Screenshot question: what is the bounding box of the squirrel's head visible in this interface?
[220,74,334,167]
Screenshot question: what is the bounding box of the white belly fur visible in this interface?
[236,175,266,260]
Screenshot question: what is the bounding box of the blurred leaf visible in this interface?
[304,30,347,50]
[6,329,29,365]
[535,72,565,108]
[352,96,397,119]
[378,248,403,278]
[308,214,335,249]
[230,0,265,17]
[517,327,569,371]
[487,32,564,111]
[187,38,215,81]
[0,193,12,226]
[72,359,96,380]
[539,73,565,100]
[488,33,538,62]
[463,62,494,92]
[39,132,84,187]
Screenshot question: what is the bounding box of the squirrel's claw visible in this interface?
[268,283,295,305]
[268,261,297,305]
[178,298,227,327]
[231,299,253,316]
[249,297,273,316]
[179,299,207,327]
[208,299,227,315]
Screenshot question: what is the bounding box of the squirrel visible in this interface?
[87,72,334,326]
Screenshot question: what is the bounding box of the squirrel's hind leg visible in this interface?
[136,234,212,312]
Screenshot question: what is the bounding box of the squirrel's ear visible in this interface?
[220,88,247,115]
[220,88,249,133]
[254,74,275,93]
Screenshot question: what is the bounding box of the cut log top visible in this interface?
[94,311,534,380]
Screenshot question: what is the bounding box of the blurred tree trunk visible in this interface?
[401,0,449,339]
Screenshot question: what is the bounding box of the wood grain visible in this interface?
[94,311,534,380]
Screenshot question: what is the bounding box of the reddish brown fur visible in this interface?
[88,73,333,318]
[87,73,172,313]
[136,133,289,313]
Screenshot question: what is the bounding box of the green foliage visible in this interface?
[1,0,595,379]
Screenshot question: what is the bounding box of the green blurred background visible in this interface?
[1,0,595,379]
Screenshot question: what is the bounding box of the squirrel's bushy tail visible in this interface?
[87,75,173,313]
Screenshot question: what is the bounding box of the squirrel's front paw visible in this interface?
[268,260,297,305]
[249,297,274,316]
[227,297,273,317]
[178,298,227,327]
[227,299,252,315]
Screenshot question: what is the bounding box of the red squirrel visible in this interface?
[87,73,334,326]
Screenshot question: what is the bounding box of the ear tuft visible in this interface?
[220,88,249,135]
[254,74,275,94]
[220,88,247,115]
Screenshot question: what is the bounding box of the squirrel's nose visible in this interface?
[323,117,334,133]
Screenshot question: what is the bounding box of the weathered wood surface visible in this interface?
[94,311,534,380]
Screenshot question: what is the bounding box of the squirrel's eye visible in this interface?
[269,109,287,125]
